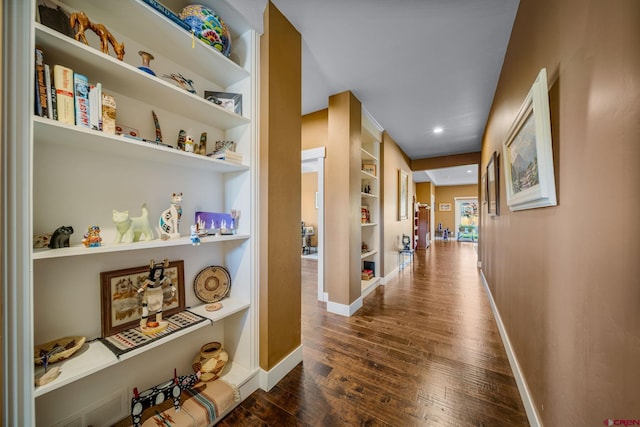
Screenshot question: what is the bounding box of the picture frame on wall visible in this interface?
[439,203,452,211]
[100,260,185,337]
[502,68,557,211]
[398,169,409,220]
[487,151,500,216]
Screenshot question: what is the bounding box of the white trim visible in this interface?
[302,148,326,302]
[4,1,36,424]
[326,297,363,317]
[322,291,329,302]
[301,146,326,162]
[480,270,542,427]
[259,345,303,392]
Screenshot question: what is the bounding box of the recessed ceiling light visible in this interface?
[433,127,443,134]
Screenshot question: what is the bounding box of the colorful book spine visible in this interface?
[34,47,48,117]
[53,64,75,125]
[74,73,90,128]
[44,63,53,119]
[101,92,116,134]
[89,83,102,131]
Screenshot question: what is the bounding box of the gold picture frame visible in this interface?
[398,169,409,220]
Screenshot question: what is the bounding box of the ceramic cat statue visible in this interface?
[159,193,183,239]
[113,203,154,244]
[48,225,74,249]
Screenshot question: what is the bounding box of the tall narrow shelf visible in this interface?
[29,0,259,424]
[360,109,383,296]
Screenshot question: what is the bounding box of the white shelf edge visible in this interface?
[361,223,378,227]
[361,170,378,180]
[361,192,379,198]
[33,117,250,172]
[34,340,118,397]
[361,250,378,259]
[33,234,250,260]
[34,299,251,397]
[361,148,377,161]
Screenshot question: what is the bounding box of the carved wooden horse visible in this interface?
[69,11,91,44]
[69,11,125,61]
[90,23,125,61]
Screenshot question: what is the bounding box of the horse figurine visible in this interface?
[69,11,91,45]
[69,11,125,61]
[90,23,125,61]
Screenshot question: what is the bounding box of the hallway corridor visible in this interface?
[220,241,529,426]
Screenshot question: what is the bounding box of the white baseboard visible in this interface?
[327,297,363,317]
[259,345,303,392]
[479,270,542,427]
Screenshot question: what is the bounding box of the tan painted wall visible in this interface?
[301,172,318,247]
[434,184,477,233]
[480,0,640,424]
[326,91,362,305]
[259,1,302,370]
[382,132,413,275]
[415,182,432,205]
[302,109,328,150]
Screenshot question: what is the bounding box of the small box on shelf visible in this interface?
[362,163,376,176]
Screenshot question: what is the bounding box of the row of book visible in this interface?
[35,47,116,133]
[361,269,374,281]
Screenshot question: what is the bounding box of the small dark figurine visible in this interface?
[48,226,74,249]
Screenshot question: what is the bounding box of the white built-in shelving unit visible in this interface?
[27,0,259,424]
[360,109,383,296]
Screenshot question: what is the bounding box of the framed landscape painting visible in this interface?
[502,68,557,211]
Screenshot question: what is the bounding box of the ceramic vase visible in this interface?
[192,341,228,382]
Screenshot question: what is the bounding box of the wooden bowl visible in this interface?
[34,336,86,365]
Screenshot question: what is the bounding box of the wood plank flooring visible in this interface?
[218,241,529,426]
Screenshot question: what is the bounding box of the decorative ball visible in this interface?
[179,4,231,57]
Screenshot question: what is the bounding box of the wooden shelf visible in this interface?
[33,117,249,171]
[33,233,250,260]
[34,298,250,397]
[35,24,250,129]
[361,192,379,199]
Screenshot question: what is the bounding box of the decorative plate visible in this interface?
[194,266,231,303]
[34,336,86,365]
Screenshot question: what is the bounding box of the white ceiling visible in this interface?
[270,0,518,186]
[221,0,519,186]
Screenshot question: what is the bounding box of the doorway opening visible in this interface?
[301,147,325,301]
[454,197,478,242]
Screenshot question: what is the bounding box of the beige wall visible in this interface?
[302,109,328,150]
[434,184,477,233]
[301,172,318,247]
[480,0,640,424]
[325,91,362,306]
[415,182,432,205]
[259,1,302,370]
[382,131,413,275]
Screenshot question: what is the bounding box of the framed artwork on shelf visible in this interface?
[204,91,242,115]
[100,260,185,337]
[439,203,452,212]
[398,169,409,220]
[487,151,500,216]
[502,68,557,211]
[362,163,376,175]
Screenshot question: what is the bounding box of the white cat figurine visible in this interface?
[113,203,154,243]
[159,192,182,239]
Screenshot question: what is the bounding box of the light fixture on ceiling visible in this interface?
[433,126,443,134]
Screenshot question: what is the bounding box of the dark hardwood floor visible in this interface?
[219,241,529,426]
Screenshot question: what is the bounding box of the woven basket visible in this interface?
[34,336,86,365]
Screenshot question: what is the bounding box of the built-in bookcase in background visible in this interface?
[360,109,382,297]
[30,0,259,424]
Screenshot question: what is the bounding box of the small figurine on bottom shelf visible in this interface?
[48,226,74,249]
[177,129,186,151]
[190,224,201,246]
[184,135,194,153]
[159,193,183,239]
[137,259,175,334]
[198,132,207,155]
[113,203,154,244]
[82,225,102,247]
